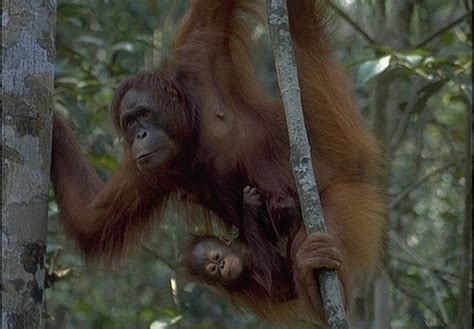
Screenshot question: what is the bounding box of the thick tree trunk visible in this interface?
[2,1,57,329]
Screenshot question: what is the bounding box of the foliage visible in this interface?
[45,0,471,328]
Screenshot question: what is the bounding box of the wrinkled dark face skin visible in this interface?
[119,89,178,173]
[192,238,245,286]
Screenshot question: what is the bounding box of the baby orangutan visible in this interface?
[179,187,347,328]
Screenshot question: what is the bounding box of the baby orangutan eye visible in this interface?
[208,250,221,261]
[206,263,218,275]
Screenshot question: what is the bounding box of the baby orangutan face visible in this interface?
[182,236,246,287]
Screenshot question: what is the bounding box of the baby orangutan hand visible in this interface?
[243,186,262,210]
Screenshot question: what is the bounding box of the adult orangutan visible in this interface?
[51,0,385,313]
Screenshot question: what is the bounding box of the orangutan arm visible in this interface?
[51,116,165,261]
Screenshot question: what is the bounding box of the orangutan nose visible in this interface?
[136,129,147,139]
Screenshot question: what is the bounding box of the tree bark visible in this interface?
[266,1,348,328]
[373,272,390,329]
[456,102,472,329]
[2,1,57,328]
[369,1,415,327]
[369,71,391,329]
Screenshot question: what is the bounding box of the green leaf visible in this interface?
[77,35,105,47]
[57,3,87,19]
[412,79,448,113]
[358,55,391,83]
[88,153,120,172]
[111,42,135,53]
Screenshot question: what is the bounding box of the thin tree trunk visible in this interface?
[456,103,472,329]
[370,71,391,329]
[2,1,57,329]
[266,1,348,328]
[373,272,390,329]
[369,1,415,327]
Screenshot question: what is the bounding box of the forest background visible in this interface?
[40,0,472,328]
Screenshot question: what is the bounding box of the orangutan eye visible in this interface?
[206,263,217,274]
[121,115,135,130]
[137,108,150,118]
[209,250,221,261]
[126,117,134,127]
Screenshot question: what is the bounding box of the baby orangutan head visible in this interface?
[179,235,249,288]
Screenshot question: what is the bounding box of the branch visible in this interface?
[328,1,377,45]
[438,122,464,170]
[389,80,427,151]
[388,270,447,326]
[141,243,176,271]
[389,161,458,209]
[412,12,472,49]
[389,232,451,324]
[266,1,348,328]
[463,0,472,11]
[389,254,465,284]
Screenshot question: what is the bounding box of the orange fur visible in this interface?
[51,0,386,324]
[173,0,386,324]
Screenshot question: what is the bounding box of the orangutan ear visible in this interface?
[167,85,179,101]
